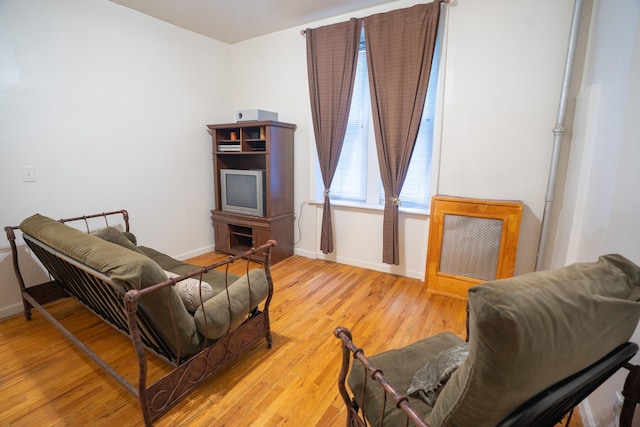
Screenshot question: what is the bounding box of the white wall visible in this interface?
[2,0,639,423]
[438,0,574,273]
[550,0,640,425]
[0,0,580,306]
[0,0,232,318]
[231,0,574,278]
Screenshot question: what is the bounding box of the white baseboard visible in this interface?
[293,247,315,259]
[578,401,596,427]
[173,244,216,261]
[0,302,24,320]
[308,251,423,279]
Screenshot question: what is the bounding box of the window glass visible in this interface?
[331,31,440,211]
[329,47,370,202]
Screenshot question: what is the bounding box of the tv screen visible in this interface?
[226,174,258,209]
[220,169,265,217]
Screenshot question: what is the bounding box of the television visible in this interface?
[220,169,266,217]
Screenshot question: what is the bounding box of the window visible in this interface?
[329,42,370,203]
[328,31,441,211]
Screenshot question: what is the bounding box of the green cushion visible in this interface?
[194,269,270,339]
[427,254,640,427]
[93,226,146,255]
[122,231,138,245]
[19,214,203,356]
[348,332,465,426]
[138,246,240,293]
[139,245,187,272]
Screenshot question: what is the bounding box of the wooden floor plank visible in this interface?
[0,254,581,426]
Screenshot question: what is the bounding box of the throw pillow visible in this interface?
[122,231,137,245]
[407,343,469,406]
[164,270,214,313]
[93,227,145,255]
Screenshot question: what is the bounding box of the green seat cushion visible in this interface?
[90,225,269,341]
[348,331,465,426]
[427,254,640,427]
[89,223,268,340]
[95,228,222,313]
[193,269,270,339]
[138,246,240,293]
[139,245,188,272]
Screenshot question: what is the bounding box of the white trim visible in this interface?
[315,252,424,279]
[578,400,596,427]
[293,247,316,260]
[0,302,24,320]
[296,248,423,279]
[172,244,216,261]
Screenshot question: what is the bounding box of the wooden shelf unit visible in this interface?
[207,120,296,264]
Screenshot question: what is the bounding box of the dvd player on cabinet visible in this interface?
[236,109,278,122]
[218,145,241,152]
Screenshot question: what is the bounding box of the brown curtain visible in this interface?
[306,18,362,254]
[364,3,441,264]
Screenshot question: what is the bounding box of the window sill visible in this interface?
[308,199,429,216]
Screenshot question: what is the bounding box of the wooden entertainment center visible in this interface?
[207,120,296,264]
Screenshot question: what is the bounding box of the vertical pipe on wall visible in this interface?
[535,0,585,271]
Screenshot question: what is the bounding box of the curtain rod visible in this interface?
[300,0,450,36]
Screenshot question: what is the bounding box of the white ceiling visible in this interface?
[108,0,399,44]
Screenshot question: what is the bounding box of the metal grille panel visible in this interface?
[439,214,503,281]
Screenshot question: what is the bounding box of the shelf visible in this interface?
[230,225,253,249]
[231,231,252,238]
[243,127,265,141]
[214,128,241,143]
[207,120,296,264]
[217,141,241,152]
[245,140,266,152]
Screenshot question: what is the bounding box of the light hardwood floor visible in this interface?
[0,253,581,426]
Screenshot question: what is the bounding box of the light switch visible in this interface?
[21,165,36,182]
